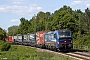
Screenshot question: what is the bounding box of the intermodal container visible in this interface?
[5,36,9,42]
[9,36,13,42]
[36,30,50,44]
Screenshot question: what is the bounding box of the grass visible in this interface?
[0,45,73,60]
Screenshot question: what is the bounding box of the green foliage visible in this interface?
[0,45,73,60]
[8,25,19,36]
[18,17,32,34]
[0,27,6,40]
[73,32,90,50]
[1,42,11,51]
[0,40,4,50]
[73,8,90,50]
[0,40,11,51]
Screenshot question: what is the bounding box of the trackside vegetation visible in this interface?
[0,40,11,51]
[0,27,6,40]
[0,45,73,60]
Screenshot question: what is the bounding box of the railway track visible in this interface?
[66,52,90,60]
[36,48,90,60]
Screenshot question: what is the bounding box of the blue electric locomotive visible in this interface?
[54,29,73,51]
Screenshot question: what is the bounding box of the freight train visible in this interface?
[5,29,73,51]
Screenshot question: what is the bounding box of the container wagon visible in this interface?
[44,31,56,50]
[29,33,36,46]
[17,34,23,44]
[36,30,50,48]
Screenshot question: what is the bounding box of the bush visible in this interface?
[0,40,4,50]
[1,42,11,51]
[1,46,73,60]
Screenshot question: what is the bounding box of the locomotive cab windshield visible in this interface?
[58,30,71,38]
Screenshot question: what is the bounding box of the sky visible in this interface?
[0,0,90,30]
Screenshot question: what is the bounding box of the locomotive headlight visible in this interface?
[58,42,59,44]
[64,40,66,42]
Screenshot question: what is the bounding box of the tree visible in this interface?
[80,8,90,34]
[50,5,79,32]
[8,25,19,36]
[0,27,6,40]
[19,17,31,34]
